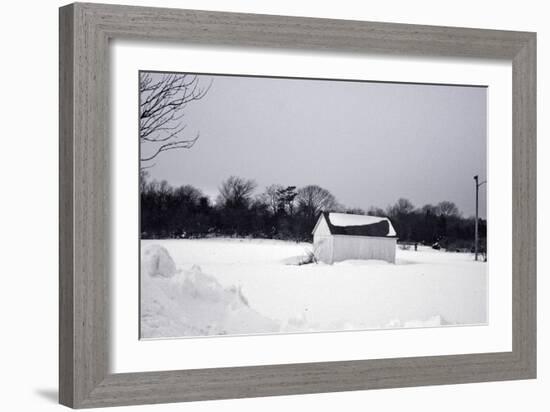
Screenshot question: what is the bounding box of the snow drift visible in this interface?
[140,245,279,338]
[141,244,177,278]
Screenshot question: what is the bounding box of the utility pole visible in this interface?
[474,175,486,261]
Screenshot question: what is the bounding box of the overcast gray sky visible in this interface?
[142,72,487,218]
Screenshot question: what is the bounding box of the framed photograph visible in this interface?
[59,2,536,408]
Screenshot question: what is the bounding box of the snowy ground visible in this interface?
[140,238,487,339]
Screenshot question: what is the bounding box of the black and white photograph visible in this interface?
[139,71,487,339]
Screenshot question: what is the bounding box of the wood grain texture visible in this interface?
[59,2,537,408]
[59,5,74,406]
[512,35,537,373]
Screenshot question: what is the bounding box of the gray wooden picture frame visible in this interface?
[59,2,536,408]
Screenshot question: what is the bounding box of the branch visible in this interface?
[139,72,212,166]
[140,133,200,162]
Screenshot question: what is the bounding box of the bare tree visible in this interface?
[217,176,258,208]
[139,169,150,193]
[296,185,338,219]
[387,198,415,217]
[386,198,415,240]
[139,72,212,167]
[421,204,438,216]
[261,184,284,214]
[436,201,460,217]
[345,207,366,215]
[366,206,386,217]
[173,185,204,206]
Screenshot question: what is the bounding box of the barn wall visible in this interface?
[312,217,335,264]
[331,235,396,263]
[313,234,333,263]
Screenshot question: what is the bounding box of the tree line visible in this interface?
[140,173,486,250]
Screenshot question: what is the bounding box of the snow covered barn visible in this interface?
[312,212,398,264]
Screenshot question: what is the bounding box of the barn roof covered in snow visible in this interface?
[313,212,397,238]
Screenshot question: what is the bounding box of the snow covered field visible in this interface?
[140,238,487,339]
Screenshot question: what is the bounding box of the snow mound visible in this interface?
[281,251,316,266]
[142,245,177,278]
[141,245,279,338]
